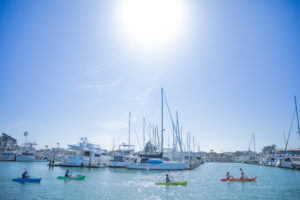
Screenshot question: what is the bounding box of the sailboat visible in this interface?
[276,96,300,169]
[127,88,188,170]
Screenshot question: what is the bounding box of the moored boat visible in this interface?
[276,157,293,169]
[108,142,135,168]
[16,132,45,162]
[56,137,109,168]
[127,89,192,170]
[127,159,187,170]
[0,151,16,161]
[276,96,300,170]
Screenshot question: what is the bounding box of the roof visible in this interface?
[276,148,300,152]
[223,152,234,154]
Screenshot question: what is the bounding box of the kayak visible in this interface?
[220,177,256,182]
[12,178,41,182]
[155,181,187,186]
[57,175,85,180]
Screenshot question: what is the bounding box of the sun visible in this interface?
[112,0,190,52]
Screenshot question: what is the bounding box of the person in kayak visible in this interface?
[226,172,231,180]
[22,170,30,179]
[65,169,71,177]
[240,171,245,179]
[166,174,170,183]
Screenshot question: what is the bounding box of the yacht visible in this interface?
[276,156,300,169]
[0,151,16,161]
[291,157,300,169]
[260,154,276,166]
[16,142,46,162]
[276,157,293,169]
[16,150,37,162]
[108,144,135,168]
[15,132,46,162]
[57,137,109,167]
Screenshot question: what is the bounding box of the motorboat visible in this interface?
[108,144,135,168]
[57,137,109,167]
[0,151,16,161]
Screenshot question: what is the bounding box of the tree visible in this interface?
[144,141,155,154]
[262,144,277,154]
[234,151,243,156]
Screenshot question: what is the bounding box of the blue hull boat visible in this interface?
[12,178,41,182]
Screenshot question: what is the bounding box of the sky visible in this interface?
[0,0,300,152]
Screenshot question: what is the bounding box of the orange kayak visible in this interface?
[220,177,256,182]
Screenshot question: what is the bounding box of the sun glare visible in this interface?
[112,0,190,52]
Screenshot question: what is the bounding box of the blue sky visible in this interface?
[0,0,300,152]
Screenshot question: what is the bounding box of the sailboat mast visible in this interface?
[161,88,164,153]
[193,136,195,152]
[128,112,131,150]
[253,133,256,153]
[176,111,183,153]
[294,96,300,138]
[143,118,145,149]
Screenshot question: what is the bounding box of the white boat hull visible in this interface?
[16,155,46,162]
[108,161,128,168]
[127,162,187,170]
[0,155,16,161]
[57,155,108,167]
[276,160,292,169]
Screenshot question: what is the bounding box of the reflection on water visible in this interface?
[0,162,299,200]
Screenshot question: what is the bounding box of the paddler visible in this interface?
[65,169,71,177]
[240,171,245,179]
[166,174,170,183]
[226,171,231,180]
[22,170,30,179]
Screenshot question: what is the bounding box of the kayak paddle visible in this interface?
[240,168,248,178]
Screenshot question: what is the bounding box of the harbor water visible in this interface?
[0,162,300,200]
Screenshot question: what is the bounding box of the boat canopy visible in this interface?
[147,160,163,164]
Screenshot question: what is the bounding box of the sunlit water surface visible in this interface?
[0,162,299,200]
